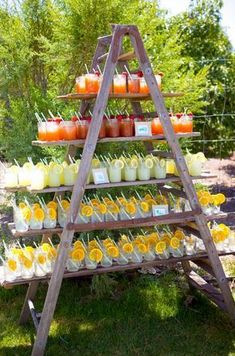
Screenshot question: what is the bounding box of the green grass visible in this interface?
[0,272,234,356]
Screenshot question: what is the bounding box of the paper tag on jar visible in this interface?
[135,121,152,136]
[92,168,109,185]
[152,204,169,216]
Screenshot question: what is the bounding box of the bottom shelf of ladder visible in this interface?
[1,250,234,288]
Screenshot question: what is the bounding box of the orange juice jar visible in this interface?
[139,78,150,94]
[85,74,99,94]
[60,121,77,140]
[37,122,47,141]
[151,118,164,135]
[179,115,193,133]
[113,74,127,94]
[171,116,180,133]
[98,118,106,138]
[128,74,139,93]
[76,120,89,139]
[120,117,134,137]
[106,118,120,137]
[75,76,86,94]
[46,121,61,141]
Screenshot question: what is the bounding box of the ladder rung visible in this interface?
[187,271,226,310]
[193,258,216,277]
[150,150,173,158]
[97,51,136,63]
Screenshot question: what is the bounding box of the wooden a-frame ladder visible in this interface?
[19,24,234,355]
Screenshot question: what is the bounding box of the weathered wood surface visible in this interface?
[57,92,184,100]
[4,173,216,194]
[128,24,235,324]
[32,132,200,147]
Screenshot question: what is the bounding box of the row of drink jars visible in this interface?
[2,226,235,283]
[4,151,207,190]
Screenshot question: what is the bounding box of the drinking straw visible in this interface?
[33,241,39,249]
[104,113,110,122]
[11,199,17,210]
[89,110,93,117]
[27,157,34,165]
[24,198,31,209]
[169,193,176,203]
[115,68,119,75]
[35,113,42,122]
[16,241,24,250]
[48,238,54,248]
[57,112,64,121]
[75,111,82,121]
[93,211,103,222]
[41,112,47,121]
[107,153,113,160]
[82,239,87,252]
[95,237,103,249]
[135,190,142,200]
[107,193,114,201]
[85,64,89,74]
[48,110,55,118]
[56,197,64,211]
[68,155,73,164]
[3,241,9,254]
[124,65,132,80]
[97,65,103,75]
[14,159,20,167]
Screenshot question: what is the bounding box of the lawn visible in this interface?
[0,271,234,356]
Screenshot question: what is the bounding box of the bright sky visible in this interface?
[160,0,235,49]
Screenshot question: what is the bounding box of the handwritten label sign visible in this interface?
[135,121,152,137]
[92,168,109,185]
[152,204,169,217]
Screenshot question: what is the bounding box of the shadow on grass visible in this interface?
[0,272,234,356]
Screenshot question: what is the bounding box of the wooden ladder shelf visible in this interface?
[2,24,234,355]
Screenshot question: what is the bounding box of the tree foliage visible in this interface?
[0,0,234,161]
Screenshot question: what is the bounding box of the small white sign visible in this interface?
[152,204,169,216]
[135,121,152,137]
[92,168,109,185]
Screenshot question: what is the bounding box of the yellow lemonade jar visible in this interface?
[4,165,19,188]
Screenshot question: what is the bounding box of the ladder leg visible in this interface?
[31,28,123,356]
[129,26,235,325]
[195,215,235,324]
[181,260,195,292]
[19,281,40,325]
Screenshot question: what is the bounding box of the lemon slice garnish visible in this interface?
[130,158,138,169]
[144,158,153,169]
[113,159,124,169]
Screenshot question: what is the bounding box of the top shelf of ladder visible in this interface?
[57,92,184,101]
[32,132,200,147]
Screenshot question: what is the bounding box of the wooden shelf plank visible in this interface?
[32,132,200,147]
[1,250,234,288]
[3,173,217,194]
[67,210,201,232]
[7,223,62,239]
[7,212,228,238]
[57,92,184,101]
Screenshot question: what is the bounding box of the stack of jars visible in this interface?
[75,71,163,95]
